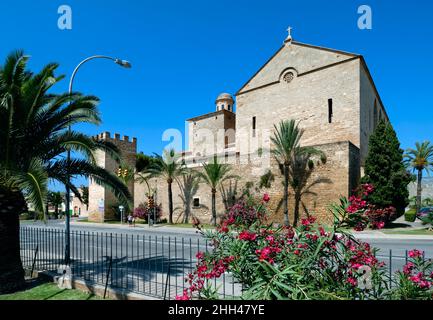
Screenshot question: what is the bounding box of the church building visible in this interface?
[149,29,390,224]
[87,29,390,225]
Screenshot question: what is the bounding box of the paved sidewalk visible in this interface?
[352,230,433,240]
[71,220,201,235]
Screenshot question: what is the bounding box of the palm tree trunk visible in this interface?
[293,194,301,227]
[0,188,26,294]
[184,202,190,224]
[283,164,290,227]
[211,189,217,226]
[168,181,173,224]
[416,169,423,213]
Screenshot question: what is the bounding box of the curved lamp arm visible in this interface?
[69,55,131,93]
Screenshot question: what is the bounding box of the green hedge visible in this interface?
[404,209,416,222]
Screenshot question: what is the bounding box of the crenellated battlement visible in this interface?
[93,131,137,145]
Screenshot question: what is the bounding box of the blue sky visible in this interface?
[1,0,432,182]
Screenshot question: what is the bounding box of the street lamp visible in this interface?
[119,205,125,225]
[64,55,131,265]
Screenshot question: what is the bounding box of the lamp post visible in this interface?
[64,55,131,265]
[119,205,125,225]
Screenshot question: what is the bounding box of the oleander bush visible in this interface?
[331,184,398,231]
[176,195,433,300]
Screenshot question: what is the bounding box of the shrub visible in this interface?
[361,121,411,220]
[177,196,389,300]
[332,184,398,231]
[177,196,432,301]
[392,250,433,300]
[133,203,162,222]
[404,209,417,222]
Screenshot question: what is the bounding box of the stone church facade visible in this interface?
[88,33,390,224]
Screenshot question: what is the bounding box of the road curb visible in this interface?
[352,233,433,241]
[71,221,201,235]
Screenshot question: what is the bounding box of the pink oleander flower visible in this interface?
[419,280,431,289]
[238,231,257,241]
[375,221,385,229]
[408,249,423,258]
[346,277,357,286]
[175,289,190,300]
[403,262,415,275]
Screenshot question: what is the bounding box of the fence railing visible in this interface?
[20,227,431,298]
[20,227,241,299]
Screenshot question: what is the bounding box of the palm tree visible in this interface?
[80,185,89,211]
[146,149,184,224]
[176,170,201,223]
[197,156,237,225]
[270,120,304,226]
[47,191,64,218]
[0,51,131,293]
[405,141,433,213]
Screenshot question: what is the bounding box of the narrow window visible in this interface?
[193,198,200,208]
[224,136,229,148]
[328,99,333,123]
[252,116,256,137]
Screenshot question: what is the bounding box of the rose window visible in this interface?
[283,72,294,83]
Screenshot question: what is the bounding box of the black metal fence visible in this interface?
[20,227,431,299]
[19,227,241,299]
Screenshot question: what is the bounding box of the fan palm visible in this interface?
[146,149,185,224]
[270,120,304,226]
[197,156,237,225]
[0,51,131,293]
[404,141,433,213]
[47,191,64,218]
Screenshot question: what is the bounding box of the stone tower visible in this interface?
[187,93,236,159]
[215,93,234,112]
[87,132,137,222]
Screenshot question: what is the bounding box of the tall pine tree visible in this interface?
[361,120,411,219]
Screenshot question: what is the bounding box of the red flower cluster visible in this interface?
[409,273,431,289]
[301,216,316,226]
[344,184,397,231]
[218,198,267,233]
[175,289,190,300]
[400,249,433,292]
[347,196,367,213]
[238,231,257,241]
[408,249,423,258]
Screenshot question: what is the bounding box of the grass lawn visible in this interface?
[163,223,214,230]
[381,228,433,236]
[0,281,103,300]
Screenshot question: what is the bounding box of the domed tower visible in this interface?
[215,93,234,112]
